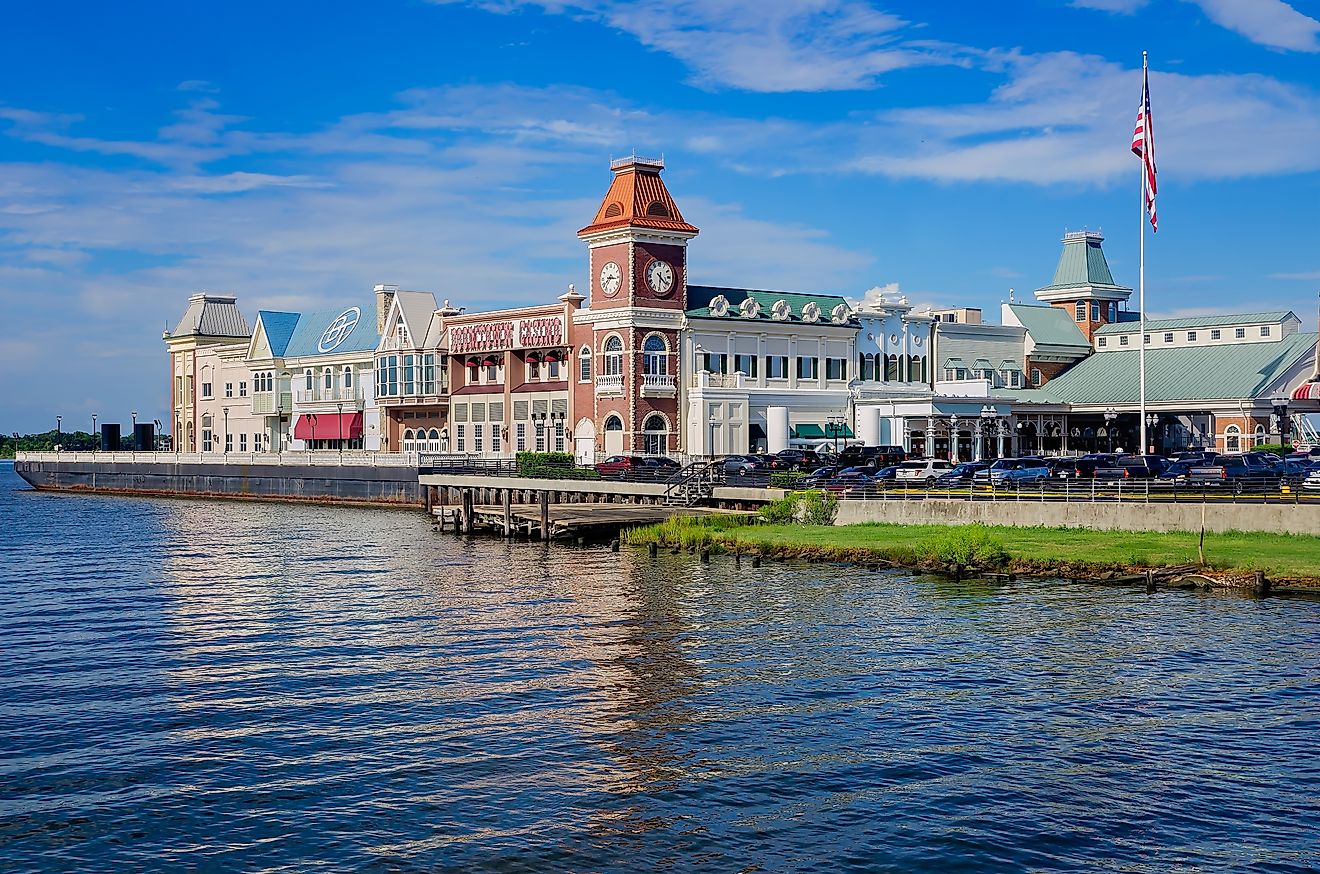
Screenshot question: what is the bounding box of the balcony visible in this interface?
[690,372,745,390]
[251,392,293,415]
[640,372,677,396]
[294,386,365,409]
[595,373,624,395]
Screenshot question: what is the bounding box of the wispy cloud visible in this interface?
[1270,271,1320,281]
[1189,0,1320,52]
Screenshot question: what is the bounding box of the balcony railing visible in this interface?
[641,372,677,393]
[595,373,624,394]
[294,386,364,405]
[690,372,745,389]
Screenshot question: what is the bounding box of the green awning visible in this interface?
[791,423,854,439]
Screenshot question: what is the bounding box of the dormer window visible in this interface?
[645,201,671,217]
[1074,301,1086,321]
[1098,337,1107,348]
[396,324,410,346]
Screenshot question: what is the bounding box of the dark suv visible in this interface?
[837,445,906,470]
[775,448,822,471]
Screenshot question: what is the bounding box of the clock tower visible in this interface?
[575,157,699,456]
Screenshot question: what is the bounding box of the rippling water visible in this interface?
[2,464,1318,872]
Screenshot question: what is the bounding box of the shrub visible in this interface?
[516,451,597,479]
[769,471,806,490]
[760,494,798,524]
[757,489,837,525]
[925,524,1009,568]
[1252,443,1293,456]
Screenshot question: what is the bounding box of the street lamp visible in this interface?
[826,414,846,456]
[979,405,997,461]
[336,401,344,461]
[92,413,98,453]
[1103,407,1118,453]
[1145,413,1159,454]
[223,407,229,455]
[131,410,138,451]
[1271,396,1290,446]
[55,415,62,451]
[949,414,961,462]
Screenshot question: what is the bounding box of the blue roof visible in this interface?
[258,311,301,357]
[282,306,380,358]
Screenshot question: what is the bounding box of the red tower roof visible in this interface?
[577,157,699,238]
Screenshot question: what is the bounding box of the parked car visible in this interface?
[1187,454,1279,490]
[1070,454,1121,479]
[752,453,787,471]
[934,461,989,486]
[721,454,769,477]
[799,466,840,488]
[894,458,956,485]
[872,465,900,482]
[1303,468,1320,491]
[972,458,1051,485]
[1094,455,1167,480]
[1046,457,1082,479]
[775,448,822,471]
[837,444,906,470]
[595,455,680,480]
[1281,457,1315,482]
[1157,460,1195,485]
[823,469,877,495]
[1174,450,1219,466]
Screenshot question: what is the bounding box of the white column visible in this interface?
[767,406,790,454]
[856,406,882,446]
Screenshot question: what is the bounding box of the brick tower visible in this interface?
[1034,231,1132,342]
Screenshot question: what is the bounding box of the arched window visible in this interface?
[907,355,921,383]
[323,367,333,390]
[577,346,592,382]
[885,354,898,381]
[1075,301,1086,321]
[859,354,873,382]
[304,368,313,390]
[1031,368,1043,387]
[343,366,353,389]
[642,414,668,455]
[1253,424,1266,447]
[1225,424,1241,452]
[602,335,624,377]
[604,415,623,431]
[642,334,668,376]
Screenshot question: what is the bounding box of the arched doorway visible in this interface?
[642,414,668,456]
[574,418,596,465]
[603,415,624,456]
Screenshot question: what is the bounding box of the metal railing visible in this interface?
[16,451,425,467]
[808,475,1320,505]
[293,386,364,404]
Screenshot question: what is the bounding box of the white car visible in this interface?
[1303,469,1320,491]
[894,458,956,484]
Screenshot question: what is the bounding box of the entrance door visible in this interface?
[603,415,624,456]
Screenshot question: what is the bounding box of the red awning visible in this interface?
[1293,381,1320,401]
[294,413,362,440]
[481,355,500,366]
[525,351,543,363]
[543,350,562,362]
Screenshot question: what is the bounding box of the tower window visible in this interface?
[645,201,671,217]
[1074,301,1086,321]
[603,201,623,218]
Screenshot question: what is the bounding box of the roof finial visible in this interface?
[1009,288,1015,303]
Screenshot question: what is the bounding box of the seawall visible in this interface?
[14,457,423,506]
[835,497,1320,536]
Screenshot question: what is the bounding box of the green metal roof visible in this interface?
[686,285,855,324]
[1006,304,1091,350]
[1033,331,1317,405]
[1094,311,1296,335]
[1036,233,1128,292]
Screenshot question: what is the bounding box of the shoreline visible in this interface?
[622,518,1320,594]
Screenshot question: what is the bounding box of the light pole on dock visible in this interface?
[92,414,98,453]
[55,415,62,451]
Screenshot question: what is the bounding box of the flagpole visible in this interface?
[1138,50,1148,456]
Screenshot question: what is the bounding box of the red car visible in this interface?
[594,455,681,480]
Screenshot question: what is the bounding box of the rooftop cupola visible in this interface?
[1034,230,1133,342]
[577,155,699,241]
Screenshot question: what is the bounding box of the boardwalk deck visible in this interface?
[434,503,740,539]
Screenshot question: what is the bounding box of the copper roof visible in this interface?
[578,160,699,237]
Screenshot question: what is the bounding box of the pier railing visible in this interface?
[15,451,425,467]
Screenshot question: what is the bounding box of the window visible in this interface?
[422,354,435,394]
[796,356,818,380]
[701,352,727,374]
[1091,302,1101,321]
[825,358,846,380]
[1211,329,1221,340]
[1108,302,1117,322]
[343,367,353,389]
[1254,424,1266,446]
[642,414,667,455]
[765,355,789,379]
[643,335,669,376]
[535,420,546,452]
[456,424,466,452]
[202,382,213,399]
[603,335,624,377]
[225,383,233,398]
[485,363,499,383]
[467,363,479,386]
[554,419,565,452]
[1075,301,1086,321]
[885,354,899,381]
[733,353,757,377]
[396,323,410,346]
[1235,327,1246,339]
[492,424,502,453]
[1120,335,1129,346]
[1164,332,1174,343]
[1225,424,1241,452]
[238,382,247,397]
[403,355,416,395]
[202,429,213,452]
[515,423,526,452]
[1143,334,1150,345]
[1098,337,1107,348]
[305,369,313,390]
[1187,331,1197,342]
[377,355,399,397]
[323,368,333,390]
[254,433,264,452]
[225,433,233,453]
[528,360,541,381]
[955,368,967,380]
[547,360,560,380]
[239,434,247,452]
[474,424,484,453]
[1031,368,1042,387]
[1260,326,1271,337]
[860,353,875,381]
[579,346,592,382]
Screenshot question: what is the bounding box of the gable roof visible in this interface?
[392,291,440,347]
[686,285,856,325]
[1006,304,1090,351]
[1033,331,1317,405]
[1094,310,1296,335]
[170,293,250,338]
[256,311,301,357]
[283,306,380,358]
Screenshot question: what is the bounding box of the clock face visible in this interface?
[646,259,675,296]
[598,261,622,298]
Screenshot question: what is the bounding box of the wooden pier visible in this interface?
[433,500,737,540]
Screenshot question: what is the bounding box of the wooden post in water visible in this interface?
[540,490,550,541]
[424,485,433,515]
[503,489,512,538]
[463,490,474,534]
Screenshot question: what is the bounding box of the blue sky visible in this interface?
[2,0,1320,432]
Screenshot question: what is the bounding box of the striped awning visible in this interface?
[1293,381,1320,400]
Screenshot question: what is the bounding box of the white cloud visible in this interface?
[1270,271,1320,280]
[1187,0,1320,52]
[1070,0,1147,11]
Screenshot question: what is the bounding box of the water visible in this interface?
[2,466,1318,872]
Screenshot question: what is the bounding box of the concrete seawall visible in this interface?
[14,458,423,506]
[835,497,1320,536]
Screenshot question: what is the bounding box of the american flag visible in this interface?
[1132,63,1157,232]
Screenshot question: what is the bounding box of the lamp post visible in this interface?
[979,405,996,461]
[996,420,1008,459]
[1145,413,1159,454]
[131,410,138,451]
[336,401,344,461]
[1103,407,1118,453]
[307,413,316,457]
[154,420,162,452]
[223,407,229,455]
[55,415,62,452]
[92,413,98,453]
[1271,396,1290,447]
[826,414,846,456]
[949,415,960,462]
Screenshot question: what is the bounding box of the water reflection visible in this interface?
[3,466,1318,872]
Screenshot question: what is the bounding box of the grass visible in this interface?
[627,518,1320,583]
